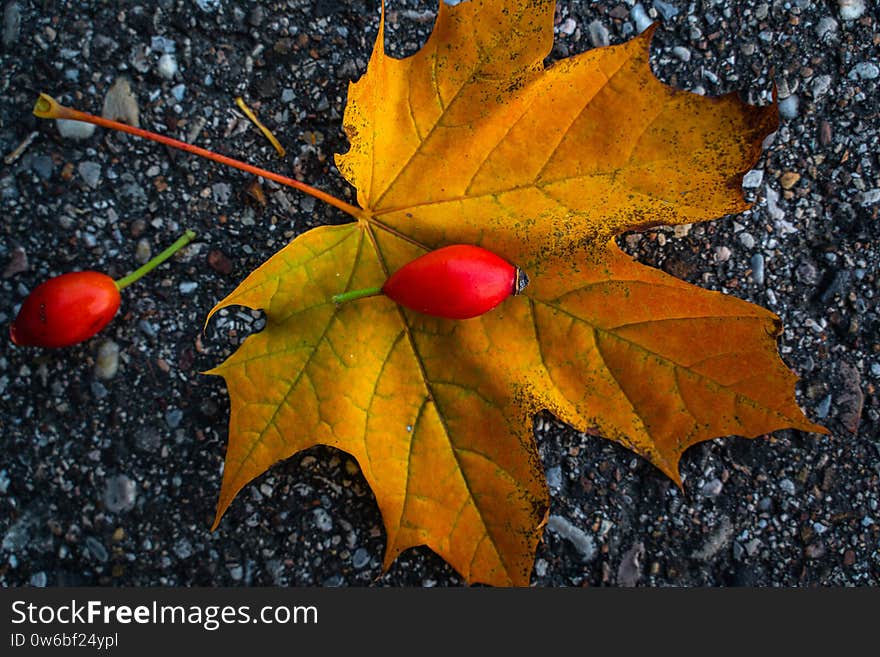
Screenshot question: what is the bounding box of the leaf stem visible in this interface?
[115,230,196,291]
[331,286,383,305]
[34,93,364,221]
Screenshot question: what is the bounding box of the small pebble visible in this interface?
[103,474,137,513]
[672,46,691,62]
[547,515,596,562]
[150,36,176,53]
[587,20,609,47]
[157,53,177,80]
[195,0,220,12]
[91,380,108,399]
[779,478,796,495]
[178,281,198,295]
[778,95,799,119]
[805,542,826,559]
[780,172,801,190]
[838,0,866,21]
[29,572,47,587]
[849,62,879,81]
[742,169,764,188]
[138,320,158,338]
[351,547,370,569]
[858,189,880,206]
[738,232,755,249]
[816,394,832,419]
[713,246,731,263]
[764,185,785,221]
[558,17,576,36]
[535,558,548,577]
[2,2,21,48]
[631,3,652,33]
[77,161,102,189]
[701,478,723,497]
[135,427,161,452]
[811,75,832,99]
[816,16,838,41]
[130,219,147,237]
[313,508,333,532]
[750,253,765,285]
[653,0,679,20]
[248,5,265,27]
[819,120,832,146]
[165,408,183,429]
[208,250,233,275]
[212,182,231,205]
[796,261,819,285]
[171,83,186,101]
[173,538,194,559]
[134,238,151,265]
[2,246,27,278]
[56,119,96,140]
[95,340,120,380]
[30,155,54,179]
[546,465,563,492]
[85,536,109,563]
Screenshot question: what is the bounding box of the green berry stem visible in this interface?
[115,230,197,291]
[331,286,383,305]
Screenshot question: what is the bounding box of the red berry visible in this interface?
[10,271,121,348]
[381,245,528,319]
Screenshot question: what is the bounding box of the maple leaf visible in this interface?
[206,0,826,586]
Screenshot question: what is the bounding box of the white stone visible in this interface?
[56,118,95,140]
[838,0,866,21]
[811,75,832,99]
[858,189,880,207]
[157,53,177,80]
[95,340,120,380]
[631,3,652,33]
[742,169,764,188]
[849,62,879,80]
[778,94,799,119]
[672,46,691,62]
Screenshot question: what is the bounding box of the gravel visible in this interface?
[1,0,877,588]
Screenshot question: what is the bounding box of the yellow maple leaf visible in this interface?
[205,0,826,586]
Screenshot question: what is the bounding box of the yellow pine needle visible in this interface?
[235,96,286,158]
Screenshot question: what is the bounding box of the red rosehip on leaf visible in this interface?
[9,230,196,348]
[332,244,529,319]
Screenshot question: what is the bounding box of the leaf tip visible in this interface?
[803,419,832,437]
[211,498,231,532]
[203,299,227,332]
[640,21,661,43]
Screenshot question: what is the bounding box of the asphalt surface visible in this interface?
[0,0,877,587]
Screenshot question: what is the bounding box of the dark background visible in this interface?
[0,0,877,587]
